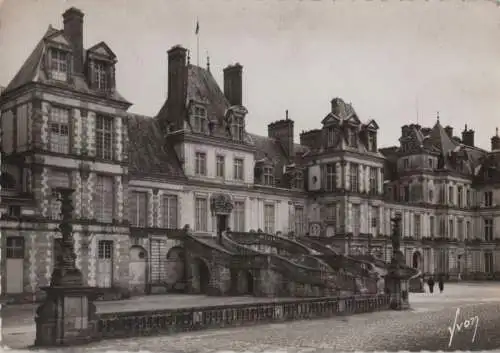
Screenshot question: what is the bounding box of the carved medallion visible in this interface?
[210,193,233,215]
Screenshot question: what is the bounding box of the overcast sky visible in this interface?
[1,0,500,150]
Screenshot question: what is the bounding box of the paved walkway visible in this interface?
[3,283,500,350]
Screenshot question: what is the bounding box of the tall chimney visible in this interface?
[444,126,453,139]
[63,7,84,74]
[462,124,475,147]
[491,128,500,151]
[268,113,294,159]
[166,45,188,130]
[223,63,242,106]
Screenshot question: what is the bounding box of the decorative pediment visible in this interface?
[45,31,72,48]
[87,41,117,61]
[210,193,233,215]
[321,113,341,126]
[346,113,361,125]
[365,119,379,130]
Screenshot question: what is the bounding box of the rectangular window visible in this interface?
[458,187,463,207]
[369,167,377,194]
[94,175,114,223]
[349,163,359,193]
[262,166,274,186]
[371,206,379,230]
[403,158,409,169]
[49,170,71,220]
[233,201,245,232]
[325,203,336,222]
[457,219,464,241]
[448,186,454,205]
[51,48,68,81]
[413,214,421,238]
[195,152,207,176]
[466,189,471,207]
[162,195,178,228]
[352,204,360,236]
[294,206,305,236]
[94,60,108,90]
[466,220,471,239]
[348,129,357,147]
[50,106,70,154]
[234,158,244,180]
[484,218,494,241]
[485,252,494,274]
[327,127,335,147]
[439,217,446,237]
[6,236,25,258]
[293,171,304,189]
[264,204,275,234]
[231,116,244,141]
[193,106,207,133]
[216,155,225,178]
[98,240,113,259]
[195,198,208,231]
[325,164,336,191]
[449,219,454,238]
[96,115,113,160]
[429,216,435,237]
[484,191,493,207]
[129,191,147,227]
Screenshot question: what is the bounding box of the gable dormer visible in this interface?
[226,105,248,142]
[44,29,73,83]
[85,42,117,92]
[362,119,379,152]
[254,158,275,186]
[188,101,209,134]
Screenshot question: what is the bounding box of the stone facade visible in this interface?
[1,7,500,302]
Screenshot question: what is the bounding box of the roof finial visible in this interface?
[187,50,191,65]
[436,111,440,122]
[465,124,468,131]
[206,51,210,72]
[286,109,289,120]
[496,127,499,137]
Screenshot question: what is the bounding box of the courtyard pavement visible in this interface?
[3,282,500,351]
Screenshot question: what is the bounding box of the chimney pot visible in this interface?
[165,45,188,131]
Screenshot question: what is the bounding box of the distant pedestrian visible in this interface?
[438,275,444,293]
[427,276,435,294]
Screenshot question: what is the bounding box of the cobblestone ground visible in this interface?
[3,283,500,351]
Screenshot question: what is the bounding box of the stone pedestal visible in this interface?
[35,286,101,346]
[386,271,410,310]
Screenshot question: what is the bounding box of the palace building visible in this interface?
[1,7,499,302]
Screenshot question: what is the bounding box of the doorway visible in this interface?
[196,258,210,294]
[217,215,228,234]
[246,271,254,295]
[412,251,422,269]
[6,236,24,293]
[97,240,113,288]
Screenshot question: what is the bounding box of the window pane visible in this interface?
[50,107,70,154]
[94,176,114,223]
[96,116,113,160]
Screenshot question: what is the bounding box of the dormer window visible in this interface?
[51,48,69,81]
[348,128,357,147]
[192,106,208,134]
[263,166,274,186]
[293,171,304,189]
[94,60,108,90]
[231,116,244,141]
[327,127,335,147]
[367,132,377,152]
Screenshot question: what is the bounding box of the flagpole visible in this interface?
[196,18,200,66]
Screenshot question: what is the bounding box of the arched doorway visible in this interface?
[165,246,186,291]
[194,258,210,294]
[129,246,147,294]
[413,251,422,270]
[246,271,254,295]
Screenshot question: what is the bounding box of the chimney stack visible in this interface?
[492,128,500,151]
[444,126,453,139]
[166,45,188,131]
[300,129,322,150]
[268,112,295,159]
[223,63,242,106]
[63,7,84,74]
[462,124,475,147]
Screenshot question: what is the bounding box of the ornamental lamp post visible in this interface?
[35,187,101,347]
